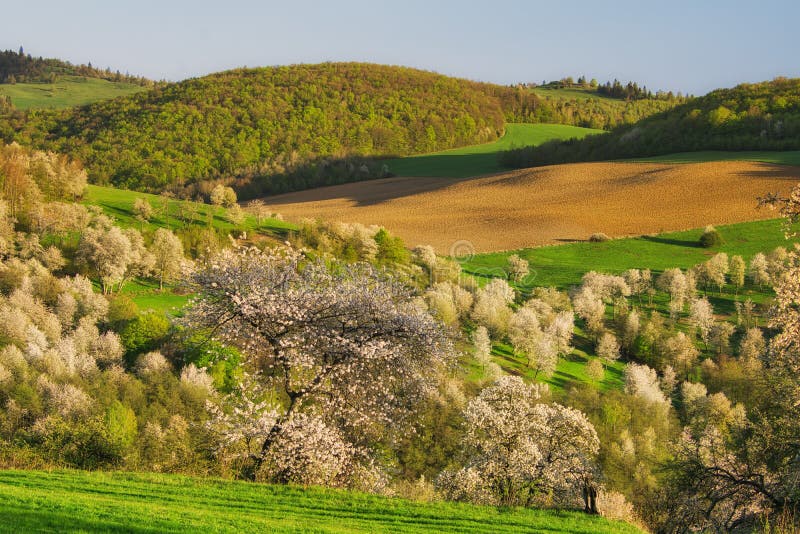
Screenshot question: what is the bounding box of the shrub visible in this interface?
[120,310,171,361]
[699,225,723,248]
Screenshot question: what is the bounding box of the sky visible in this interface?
[2,0,798,95]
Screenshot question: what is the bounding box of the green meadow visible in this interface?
[0,76,145,109]
[459,218,798,291]
[385,123,604,178]
[0,470,641,533]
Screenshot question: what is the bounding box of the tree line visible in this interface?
[501,77,800,168]
[0,48,155,87]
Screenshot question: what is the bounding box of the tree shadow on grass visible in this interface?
[640,235,702,248]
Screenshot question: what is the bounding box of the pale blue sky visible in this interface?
[2,0,797,95]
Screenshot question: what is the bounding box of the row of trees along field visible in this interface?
[501,77,800,168]
[0,48,155,86]
[0,61,686,199]
[1,142,799,532]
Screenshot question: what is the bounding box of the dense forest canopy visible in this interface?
[0,63,507,193]
[501,77,800,168]
[0,48,154,87]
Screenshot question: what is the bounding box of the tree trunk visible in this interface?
[582,480,599,514]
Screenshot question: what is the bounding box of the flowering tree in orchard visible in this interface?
[187,246,451,484]
[438,376,600,510]
[665,184,800,531]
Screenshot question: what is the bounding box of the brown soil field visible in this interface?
[261,161,800,253]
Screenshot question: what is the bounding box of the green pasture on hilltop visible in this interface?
[0,76,145,109]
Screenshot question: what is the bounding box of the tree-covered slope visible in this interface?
[3,63,506,193]
[0,48,153,86]
[501,77,800,168]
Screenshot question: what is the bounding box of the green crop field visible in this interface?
[625,150,800,166]
[0,76,145,109]
[385,123,604,178]
[0,470,640,533]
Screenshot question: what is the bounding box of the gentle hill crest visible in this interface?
[3,62,507,194]
[502,77,800,168]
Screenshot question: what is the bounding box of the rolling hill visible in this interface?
[502,77,800,168]
[0,470,641,533]
[3,63,507,194]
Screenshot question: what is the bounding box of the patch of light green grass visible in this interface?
[0,76,145,109]
[385,123,604,178]
[84,184,296,237]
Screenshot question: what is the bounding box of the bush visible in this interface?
[589,232,611,242]
[120,310,171,361]
[699,225,723,248]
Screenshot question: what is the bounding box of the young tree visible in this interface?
[586,358,605,383]
[571,286,605,338]
[689,298,714,349]
[507,254,530,283]
[471,278,514,335]
[76,223,133,294]
[189,247,451,480]
[150,228,184,290]
[729,255,746,294]
[748,252,770,289]
[596,332,620,366]
[624,363,668,405]
[133,198,153,228]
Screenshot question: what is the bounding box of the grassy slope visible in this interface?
[0,470,640,534]
[0,76,145,109]
[626,150,800,166]
[460,218,799,389]
[385,123,604,177]
[83,185,296,312]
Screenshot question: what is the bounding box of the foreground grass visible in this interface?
[0,470,640,533]
[625,150,800,166]
[385,123,604,178]
[0,76,145,110]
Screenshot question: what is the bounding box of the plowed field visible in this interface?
[262,161,800,253]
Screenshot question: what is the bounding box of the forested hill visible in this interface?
[2,63,507,193]
[501,77,800,168]
[0,48,153,86]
